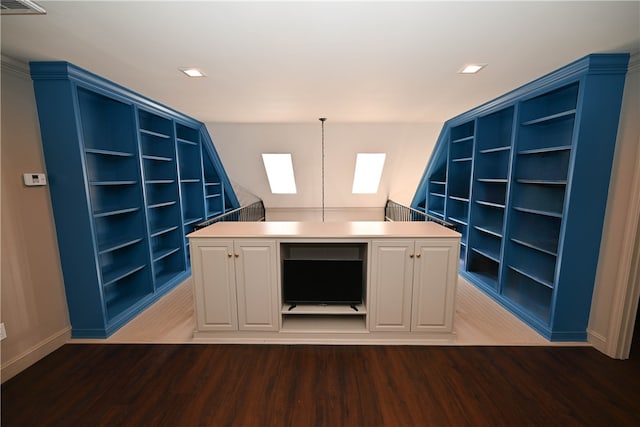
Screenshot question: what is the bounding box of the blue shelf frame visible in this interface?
[411,54,630,341]
[31,61,239,338]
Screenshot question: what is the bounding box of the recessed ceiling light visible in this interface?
[352,153,386,194]
[458,64,487,74]
[179,67,206,78]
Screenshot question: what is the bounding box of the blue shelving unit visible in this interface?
[30,61,239,338]
[411,54,630,341]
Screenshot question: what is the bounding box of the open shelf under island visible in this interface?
[188,221,461,344]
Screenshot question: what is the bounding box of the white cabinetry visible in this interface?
[370,239,459,332]
[191,239,278,332]
[189,221,460,343]
[370,241,414,331]
[410,240,459,332]
[235,240,278,331]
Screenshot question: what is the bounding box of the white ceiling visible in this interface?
[2,1,639,123]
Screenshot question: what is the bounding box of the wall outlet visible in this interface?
[23,173,47,186]
[0,323,6,340]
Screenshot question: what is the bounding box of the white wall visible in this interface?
[588,53,640,358]
[1,59,71,382]
[207,122,442,220]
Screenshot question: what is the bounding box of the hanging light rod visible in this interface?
[319,118,327,222]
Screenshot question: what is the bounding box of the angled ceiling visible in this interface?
[2,1,639,123]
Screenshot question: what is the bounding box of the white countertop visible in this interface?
[188,221,461,239]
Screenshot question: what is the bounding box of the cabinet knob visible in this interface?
[416,253,421,258]
[409,254,414,258]
[227,253,233,258]
[234,253,240,258]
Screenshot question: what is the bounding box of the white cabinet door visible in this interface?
[192,240,238,331]
[411,239,459,332]
[370,240,414,331]
[234,240,279,331]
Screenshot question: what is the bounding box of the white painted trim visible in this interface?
[616,236,640,356]
[590,52,640,359]
[587,328,608,352]
[1,327,71,383]
[192,332,457,345]
[628,53,640,73]
[1,55,30,78]
[605,134,640,359]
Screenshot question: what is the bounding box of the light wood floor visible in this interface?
[72,276,588,346]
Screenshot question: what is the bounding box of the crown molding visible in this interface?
[1,55,30,78]
[627,51,640,73]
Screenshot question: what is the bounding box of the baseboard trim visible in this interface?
[1,327,71,383]
[587,328,608,354]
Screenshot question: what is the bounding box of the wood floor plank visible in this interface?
[2,344,639,426]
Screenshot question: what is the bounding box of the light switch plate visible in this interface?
[23,173,47,186]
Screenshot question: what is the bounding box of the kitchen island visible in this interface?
[188,221,460,343]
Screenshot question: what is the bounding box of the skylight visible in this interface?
[262,153,297,194]
[352,153,386,194]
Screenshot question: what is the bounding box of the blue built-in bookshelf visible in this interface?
[412,54,630,341]
[30,61,239,338]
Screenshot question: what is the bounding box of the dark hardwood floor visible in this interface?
[2,344,639,426]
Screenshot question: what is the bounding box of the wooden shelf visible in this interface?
[98,237,143,255]
[477,178,508,183]
[521,109,576,126]
[93,206,139,218]
[140,128,171,139]
[476,200,505,209]
[148,201,177,209]
[510,237,558,257]
[150,225,179,238]
[513,206,562,218]
[183,217,204,226]
[448,216,468,226]
[176,137,198,145]
[507,265,554,290]
[102,264,147,288]
[91,180,137,186]
[518,145,571,156]
[517,179,567,186]
[471,247,500,263]
[153,247,181,263]
[85,148,134,157]
[142,154,173,162]
[479,146,511,154]
[281,304,366,315]
[451,135,474,144]
[474,225,503,238]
